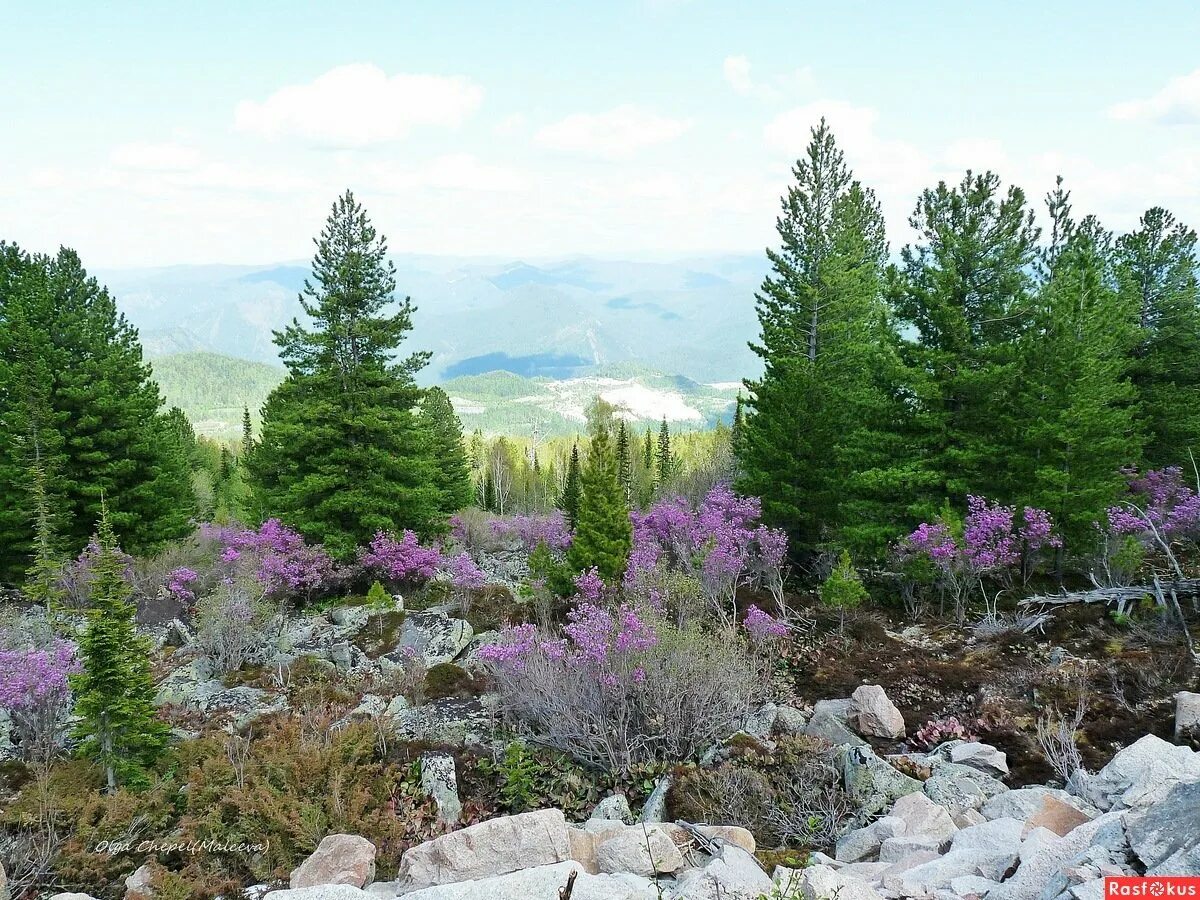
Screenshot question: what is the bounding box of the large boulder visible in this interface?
[395,808,571,890]
[888,791,959,845]
[988,812,1128,900]
[841,745,922,818]
[1024,794,1093,837]
[835,816,906,863]
[589,793,634,824]
[640,774,673,823]
[806,699,868,747]
[1126,780,1200,875]
[784,863,885,900]
[397,860,657,900]
[124,863,156,900]
[981,786,1087,822]
[395,611,473,667]
[934,740,1009,778]
[1068,734,1200,811]
[922,759,1008,815]
[290,834,376,889]
[595,824,685,876]
[950,817,1024,856]
[391,697,491,747]
[420,753,462,826]
[883,846,1018,897]
[848,685,905,739]
[1176,691,1200,742]
[265,889,372,900]
[667,844,773,900]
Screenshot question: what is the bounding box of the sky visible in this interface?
[2,0,1199,268]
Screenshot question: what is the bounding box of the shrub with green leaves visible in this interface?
[820,550,868,626]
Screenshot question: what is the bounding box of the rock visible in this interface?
[395,808,571,890]
[889,792,959,845]
[981,787,1085,822]
[885,847,1018,897]
[396,611,473,667]
[330,606,371,630]
[420,752,462,826]
[1176,691,1200,741]
[1127,780,1200,874]
[988,812,1127,900]
[265,889,373,900]
[595,824,685,876]
[949,874,1003,897]
[655,823,756,855]
[835,815,906,863]
[788,863,885,900]
[640,774,673,823]
[0,861,8,900]
[1024,795,1092,838]
[49,896,102,900]
[744,703,779,740]
[590,793,634,824]
[939,740,1009,778]
[154,657,214,706]
[391,697,490,747]
[125,863,156,900]
[841,745,923,818]
[879,835,944,863]
[328,642,355,671]
[397,860,657,900]
[806,699,868,747]
[567,826,600,874]
[774,705,809,735]
[162,618,192,648]
[349,695,387,719]
[923,760,1008,815]
[667,844,773,900]
[385,695,410,717]
[950,818,1024,856]
[1068,734,1200,811]
[849,685,905,739]
[290,834,377,889]
[953,809,988,829]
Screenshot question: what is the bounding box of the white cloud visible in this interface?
[366,154,528,193]
[723,55,754,94]
[234,63,484,146]
[534,105,690,159]
[110,141,203,172]
[1109,69,1200,124]
[493,113,528,137]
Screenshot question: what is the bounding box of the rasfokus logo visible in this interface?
[1106,877,1200,897]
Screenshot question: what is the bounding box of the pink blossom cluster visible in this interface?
[202,520,334,596]
[743,604,790,640]
[361,530,444,583]
[446,552,487,592]
[0,639,80,713]
[59,539,134,605]
[166,567,199,604]
[900,497,1060,578]
[626,483,788,609]
[489,511,573,551]
[1106,467,1200,540]
[912,715,980,750]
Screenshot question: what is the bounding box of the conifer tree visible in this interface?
[559,443,582,530]
[1115,207,1200,465]
[738,122,910,555]
[615,419,633,503]
[889,170,1040,512]
[568,429,632,580]
[241,405,254,460]
[642,427,654,471]
[249,191,440,557]
[657,418,673,488]
[1015,182,1141,555]
[70,504,168,791]
[420,386,474,514]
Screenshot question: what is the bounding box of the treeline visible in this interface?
[739,122,1200,564]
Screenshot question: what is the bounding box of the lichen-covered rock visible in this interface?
[398,860,657,900]
[923,759,1008,815]
[806,698,868,747]
[849,685,905,739]
[420,752,462,826]
[640,774,673,823]
[595,824,685,876]
[124,863,156,900]
[981,786,1085,822]
[390,697,490,747]
[290,834,376,889]
[1175,691,1200,742]
[589,793,634,824]
[395,611,473,667]
[1126,780,1200,875]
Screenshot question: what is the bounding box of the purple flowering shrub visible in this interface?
[0,637,80,762]
[626,483,789,626]
[896,497,1061,621]
[199,519,335,604]
[1101,468,1200,583]
[911,715,981,750]
[477,572,757,774]
[58,539,134,609]
[488,511,573,552]
[194,578,277,674]
[361,530,444,585]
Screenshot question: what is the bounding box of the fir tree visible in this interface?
[420,386,474,514]
[615,419,633,503]
[70,504,169,791]
[657,418,673,488]
[889,170,1040,512]
[248,191,440,557]
[642,427,654,471]
[24,461,64,609]
[1115,207,1200,465]
[241,405,254,459]
[559,443,582,530]
[568,429,632,580]
[1015,182,1142,555]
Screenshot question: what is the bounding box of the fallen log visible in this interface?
[1019,579,1200,615]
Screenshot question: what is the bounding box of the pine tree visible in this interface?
[1115,207,1200,465]
[70,504,168,791]
[738,122,910,555]
[889,170,1040,512]
[24,461,64,609]
[241,405,254,460]
[657,418,673,488]
[248,191,441,557]
[559,443,582,530]
[615,419,633,503]
[642,427,654,471]
[1014,181,1141,555]
[568,429,632,580]
[420,386,475,514]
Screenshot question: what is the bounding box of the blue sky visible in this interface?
[2,1,1199,266]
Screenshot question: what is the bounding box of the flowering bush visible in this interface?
[200,519,335,602]
[194,578,277,674]
[489,511,573,552]
[911,716,981,750]
[0,638,80,762]
[743,605,790,641]
[361,530,443,584]
[896,497,1060,621]
[58,539,134,608]
[626,483,788,626]
[1106,467,1200,543]
[166,567,199,604]
[446,552,486,592]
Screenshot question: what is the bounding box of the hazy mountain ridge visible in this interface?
[103,254,767,385]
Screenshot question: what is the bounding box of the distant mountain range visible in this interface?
[150,352,741,441]
[102,254,768,386]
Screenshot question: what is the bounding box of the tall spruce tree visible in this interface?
[1114,207,1200,465]
[559,443,582,530]
[248,191,441,557]
[657,418,672,488]
[568,429,632,580]
[738,122,909,555]
[420,386,475,514]
[889,170,1040,512]
[1014,181,1141,555]
[70,504,168,791]
[615,419,633,503]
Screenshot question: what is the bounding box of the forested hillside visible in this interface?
[150,351,284,438]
